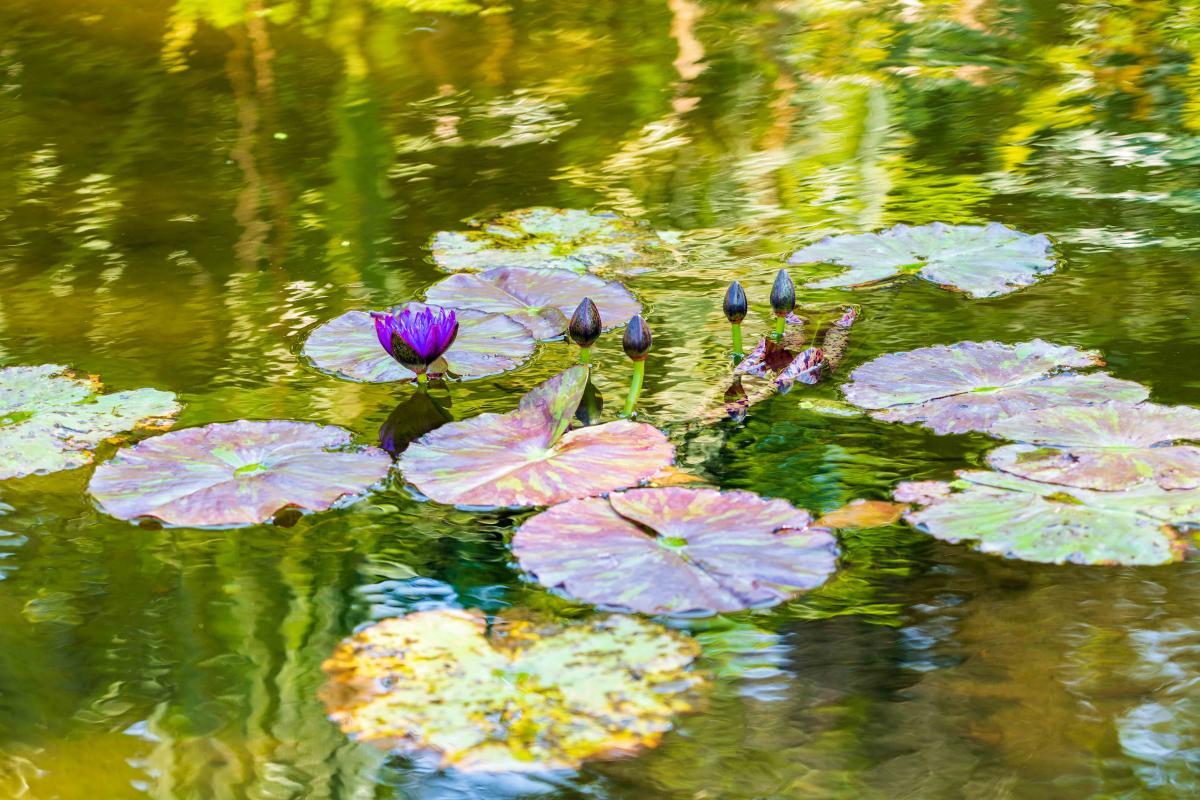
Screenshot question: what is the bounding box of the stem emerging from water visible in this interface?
[416,373,429,388]
[772,316,786,340]
[579,347,592,367]
[731,323,743,359]
[622,360,645,417]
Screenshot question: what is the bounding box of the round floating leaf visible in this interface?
[424,267,642,340]
[841,340,1149,434]
[512,488,838,615]
[89,420,392,527]
[0,364,180,480]
[896,470,1195,565]
[398,366,674,508]
[987,401,1200,491]
[789,222,1057,298]
[429,207,663,274]
[321,609,704,772]
[302,302,534,383]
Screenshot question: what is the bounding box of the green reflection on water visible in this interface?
[3,0,1200,797]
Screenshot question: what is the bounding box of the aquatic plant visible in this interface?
[789,222,1057,298]
[89,420,392,527]
[302,303,534,383]
[371,306,459,385]
[0,364,180,480]
[569,297,602,365]
[397,366,673,508]
[621,315,652,417]
[723,281,748,358]
[513,487,838,615]
[841,339,1148,434]
[769,269,796,339]
[321,609,704,772]
[424,266,642,340]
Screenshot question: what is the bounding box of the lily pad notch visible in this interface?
[789,222,1057,298]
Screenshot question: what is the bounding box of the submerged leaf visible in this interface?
[842,340,1148,434]
[987,401,1200,491]
[321,609,704,772]
[512,488,838,615]
[815,499,908,529]
[424,267,642,340]
[896,470,1194,565]
[89,420,392,527]
[398,367,673,508]
[429,207,663,274]
[302,302,534,383]
[789,222,1057,298]
[0,364,180,480]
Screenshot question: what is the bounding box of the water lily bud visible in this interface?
[723,281,747,324]
[770,269,796,317]
[569,297,602,348]
[622,315,652,361]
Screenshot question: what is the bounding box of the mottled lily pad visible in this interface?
[987,401,1200,491]
[303,302,534,383]
[430,207,663,274]
[789,222,1057,298]
[398,366,674,508]
[841,340,1148,434]
[896,470,1196,565]
[89,420,392,527]
[424,267,642,340]
[512,488,838,615]
[0,364,180,480]
[321,609,704,772]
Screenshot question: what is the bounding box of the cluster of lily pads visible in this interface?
[1,210,1162,772]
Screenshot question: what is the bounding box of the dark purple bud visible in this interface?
[622,315,652,361]
[723,281,747,324]
[770,269,795,316]
[569,297,602,348]
[371,305,459,375]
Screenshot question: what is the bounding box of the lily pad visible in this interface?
[302,302,534,383]
[789,222,1057,298]
[896,470,1197,565]
[88,420,392,527]
[320,609,704,772]
[986,401,1200,491]
[841,340,1149,435]
[0,364,180,480]
[512,488,838,615]
[429,207,663,274]
[423,267,642,340]
[397,366,674,508]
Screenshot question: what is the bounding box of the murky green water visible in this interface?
[4,0,1200,796]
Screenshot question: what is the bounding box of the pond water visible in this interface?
[3,0,1200,796]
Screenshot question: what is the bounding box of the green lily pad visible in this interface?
[320,608,704,772]
[789,222,1057,298]
[512,487,838,615]
[841,340,1149,434]
[0,364,180,480]
[429,207,663,274]
[302,302,534,383]
[423,267,642,340]
[986,401,1200,491]
[397,366,674,508]
[88,420,392,527]
[896,470,1194,565]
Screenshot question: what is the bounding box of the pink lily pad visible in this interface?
[841,340,1149,434]
[512,487,838,615]
[423,267,642,340]
[88,420,392,527]
[302,302,534,383]
[987,401,1200,491]
[397,366,674,508]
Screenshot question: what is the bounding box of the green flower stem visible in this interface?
[416,373,429,388]
[622,360,645,418]
[772,316,786,340]
[579,347,592,367]
[731,323,743,358]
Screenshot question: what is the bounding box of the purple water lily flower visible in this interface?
[371,306,459,378]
